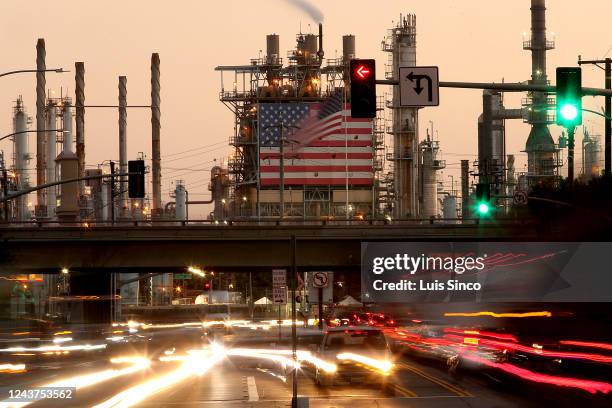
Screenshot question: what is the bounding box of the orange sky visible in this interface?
[0,0,610,218]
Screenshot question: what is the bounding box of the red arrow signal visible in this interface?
[355,65,371,79]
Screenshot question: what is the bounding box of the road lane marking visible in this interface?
[390,382,418,397]
[246,376,259,401]
[397,362,472,397]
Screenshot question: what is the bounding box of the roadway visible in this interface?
[0,322,606,407]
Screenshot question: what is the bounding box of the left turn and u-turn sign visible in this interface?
[399,66,440,107]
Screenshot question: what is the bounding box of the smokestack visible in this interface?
[36,39,46,211]
[317,23,324,61]
[342,35,356,63]
[75,62,85,185]
[119,76,128,218]
[151,53,162,215]
[266,34,279,64]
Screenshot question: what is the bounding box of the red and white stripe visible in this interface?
[260,105,374,186]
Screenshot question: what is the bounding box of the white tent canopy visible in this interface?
[254,296,272,305]
[337,295,362,306]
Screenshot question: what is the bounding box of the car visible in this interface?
[314,326,394,390]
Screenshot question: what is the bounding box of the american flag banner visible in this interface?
[258,98,374,186]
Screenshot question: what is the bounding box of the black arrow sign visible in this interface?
[407,71,433,102]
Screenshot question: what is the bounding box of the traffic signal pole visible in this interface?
[567,126,576,182]
[578,57,612,177]
[0,171,142,204]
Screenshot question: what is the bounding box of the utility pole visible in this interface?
[264,122,299,220]
[577,57,610,176]
[1,169,8,221]
[110,161,116,225]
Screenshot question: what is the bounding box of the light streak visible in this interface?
[227,348,336,373]
[445,334,612,363]
[463,353,612,394]
[94,352,223,407]
[560,340,612,351]
[443,328,518,342]
[444,311,552,318]
[0,363,26,373]
[336,352,393,374]
[2,356,149,407]
[0,344,106,353]
[227,348,300,369]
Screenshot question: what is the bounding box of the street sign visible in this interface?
[272,269,287,304]
[399,66,440,107]
[513,190,528,206]
[174,274,192,280]
[306,272,333,304]
[312,271,329,288]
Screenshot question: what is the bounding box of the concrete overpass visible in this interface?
[0,221,539,274]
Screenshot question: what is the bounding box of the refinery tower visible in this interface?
[216,25,383,219]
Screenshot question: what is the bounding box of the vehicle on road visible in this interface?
[314,326,394,390]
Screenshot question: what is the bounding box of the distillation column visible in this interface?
[62,100,73,154]
[524,0,556,181]
[384,15,419,218]
[13,98,30,221]
[46,101,57,217]
[420,136,445,218]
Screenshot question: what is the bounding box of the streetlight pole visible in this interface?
[0,68,66,79]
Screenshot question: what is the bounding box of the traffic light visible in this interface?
[204,282,211,290]
[475,183,492,216]
[350,59,376,118]
[556,67,582,127]
[128,160,145,198]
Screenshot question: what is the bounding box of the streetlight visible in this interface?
[187,266,206,277]
[0,129,69,143]
[0,68,66,79]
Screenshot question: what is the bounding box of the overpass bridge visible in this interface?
[0,220,538,274]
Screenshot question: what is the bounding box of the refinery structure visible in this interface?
[0,0,605,314]
[0,0,603,227]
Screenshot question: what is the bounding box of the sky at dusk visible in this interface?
[0,0,611,218]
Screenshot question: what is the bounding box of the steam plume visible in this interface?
[284,0,324,23]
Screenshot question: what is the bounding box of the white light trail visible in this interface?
[1,356,150,407]
[94,351,224,408]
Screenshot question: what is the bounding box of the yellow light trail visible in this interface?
[0,363,26,373]
[444,311,552,318]
[336,352,393,375]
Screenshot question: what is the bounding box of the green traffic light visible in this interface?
[477,203,490,215]
[560,103,578,121]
